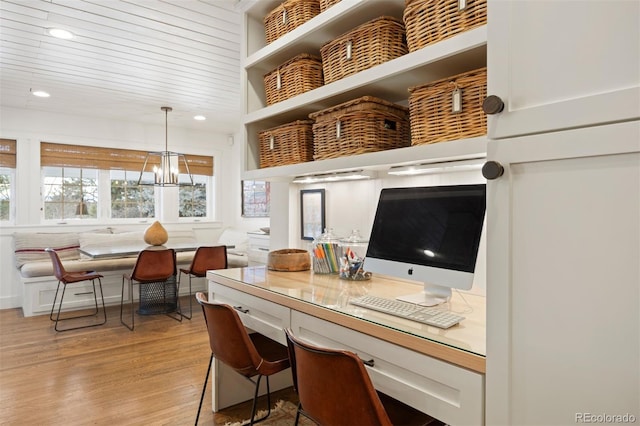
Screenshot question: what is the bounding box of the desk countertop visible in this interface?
[208,266,486,373]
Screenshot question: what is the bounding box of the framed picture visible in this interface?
[300,189,325,241]
[241,180,270,217]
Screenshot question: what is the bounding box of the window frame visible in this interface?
[40,142,215,224]
[0,166,15,224]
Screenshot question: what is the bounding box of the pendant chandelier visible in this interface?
[138,106,193,186]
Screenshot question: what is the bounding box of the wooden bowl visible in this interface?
[268,249,311,272]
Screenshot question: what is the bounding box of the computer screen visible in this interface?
[364,184,486,306]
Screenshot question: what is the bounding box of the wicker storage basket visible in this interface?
[319,0,341,12]
[259,120,314,168]
[309,96,410,160]
[264,54,323,105]
[264,0,320,44]
[320,16,407,84]
[403,0,487,52]
[408,67,487,146]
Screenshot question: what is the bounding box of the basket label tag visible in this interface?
[452,88,463,113]
[276,72,281,90]
[282,9,287,24]
[458,0,467,11]
[269,135,275,150]
[345,41,352,60]
[336,120,342,139]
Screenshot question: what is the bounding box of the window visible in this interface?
[177,154,214,219]
[43,167,98,220]
[0,139,15,222]
[110,170,155,218]
[179,174,208,218]
[41,142,214,221]
[242,180,270,217]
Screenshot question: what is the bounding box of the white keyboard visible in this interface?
[349,295,464,329]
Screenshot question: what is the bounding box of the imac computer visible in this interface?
[364,184,486,306]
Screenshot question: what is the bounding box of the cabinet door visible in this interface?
[487,0,640,139]
[485,121,640,425]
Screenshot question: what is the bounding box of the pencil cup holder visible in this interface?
[310,228,342,274]
[339,229,371,281]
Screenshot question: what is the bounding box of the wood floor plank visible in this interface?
[0,298,296,425]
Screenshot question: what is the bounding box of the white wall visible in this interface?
[0,106,247,309]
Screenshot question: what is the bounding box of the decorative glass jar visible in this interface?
[338,229,371,280]
[310,228,342,274]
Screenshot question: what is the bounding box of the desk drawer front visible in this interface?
[209,283,290,345]
[290,311,484,426]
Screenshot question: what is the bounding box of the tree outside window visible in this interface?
[43,167,98,220]
[179,174,208,218]
[0,170,11,221]
[0,139,15,222]
[110,170,155,218]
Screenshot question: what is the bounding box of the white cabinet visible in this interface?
[485,2,640,423]
[291,310,485,426]
[240,0,488,181]
[485,121,640,425]
[209,282,290,344]
[486,0,640,139]
[247,231,270,265]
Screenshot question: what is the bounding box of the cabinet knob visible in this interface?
[483,95,505,115]
[482,161,504,180]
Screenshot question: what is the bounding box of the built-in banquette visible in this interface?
[14,228,249,317]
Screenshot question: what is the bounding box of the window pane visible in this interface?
[110,170,155,218]
[242,180,270,217]
[179,174,207,218]
[0,168,11,221]
[43,167,98,220]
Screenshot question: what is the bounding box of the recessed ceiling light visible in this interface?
[194,115,206,121]
[31,90,50,98]
[47,28,74,39]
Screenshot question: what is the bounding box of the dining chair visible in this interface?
[284,328,436,426]
[120,248,179,331]
[45,248,107,332]
[177,245,227,320]
[195,292,290,425]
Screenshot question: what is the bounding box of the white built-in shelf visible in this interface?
[241,0,488,181]
[243,137,487,182]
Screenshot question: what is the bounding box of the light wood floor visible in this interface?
[0,298,297,425]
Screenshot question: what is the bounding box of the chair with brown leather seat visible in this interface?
[177,245,227,320]
[120,248,180,331]
[45,247,107,332]
[195,292,290,425]
[284,328,437,426]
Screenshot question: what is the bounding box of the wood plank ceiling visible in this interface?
[0,0,242,133]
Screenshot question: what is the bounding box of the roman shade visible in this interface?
[40,142,213,176]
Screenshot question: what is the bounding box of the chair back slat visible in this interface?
[190,246,227,276]
[130,249,176,282]
[196,293,261,376]
[284,328,392,426]
[45,248,66,281]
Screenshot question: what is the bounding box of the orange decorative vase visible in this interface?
[144,221,168,246]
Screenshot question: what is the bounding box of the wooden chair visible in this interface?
[45,248,107,332]
[177,245,227,320]
[195,292,290,425]
[120,248,179,331]
[284,328,436,426]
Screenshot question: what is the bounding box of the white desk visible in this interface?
[207,266,486,425]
